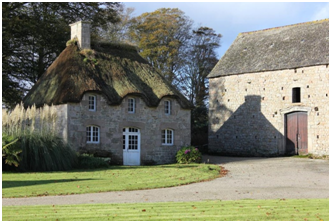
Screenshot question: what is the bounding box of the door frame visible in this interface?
[285,111,308,155]
[280,106,311,155]
[123,127,141,166]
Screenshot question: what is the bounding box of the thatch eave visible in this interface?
[23,43,193,110]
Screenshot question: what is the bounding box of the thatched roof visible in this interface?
[23,42,193,109]
[208,19,329,78]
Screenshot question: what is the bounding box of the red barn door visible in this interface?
[286,112,308,155]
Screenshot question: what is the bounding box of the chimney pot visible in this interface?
[69,21,91,49]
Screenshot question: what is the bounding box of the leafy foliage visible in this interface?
[191,105,209,147]
[2,2,122,108]
[129,8,193,83]
[2,134,22,167]
[178,27,222,107]
[76,154,110,169]
[176,146,202,164]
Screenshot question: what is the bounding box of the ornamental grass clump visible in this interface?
[2,103,77,171]
[176,146,202,164]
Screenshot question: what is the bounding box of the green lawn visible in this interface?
[2,199,328,221]
[2,164,220,198]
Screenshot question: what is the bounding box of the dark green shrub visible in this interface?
[76,154,109,169]
[176,146,202,164]
[19,133,77,172]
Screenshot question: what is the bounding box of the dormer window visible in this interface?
[89,95,96,111]
[164,100,171,115]
[128,98,135,113]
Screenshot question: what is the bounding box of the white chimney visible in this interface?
[69,21,91,49]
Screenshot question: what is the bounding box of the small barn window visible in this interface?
[292,87,301,103]
[128,98,135,113]
[86,126,100,143]
[164,100,171,115]
[162,129,174,145]
[89,95,96,111]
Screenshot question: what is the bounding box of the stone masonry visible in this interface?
[209,65,329,156]
[69,21,91,50]
[55,93,191,165]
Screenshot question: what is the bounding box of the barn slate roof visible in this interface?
[23,41,193,109]
[208,19,329,78]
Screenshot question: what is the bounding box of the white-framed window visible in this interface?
[89,95,96,111]
[86,126,100,143]
[128,98,135,113]
[164,100,171,115]
[162,129,174,145]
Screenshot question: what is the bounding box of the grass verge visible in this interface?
[2,199,328,221]
[293,153,329,160]
[2,164,221,198]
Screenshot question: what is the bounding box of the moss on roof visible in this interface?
[23,42,193,109]
[208,19,329,78]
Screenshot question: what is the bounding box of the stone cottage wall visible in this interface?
[66,94,191,165]
[209,65,329,156]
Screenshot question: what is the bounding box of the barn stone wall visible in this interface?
[62,94,191,165]
[209,65,329,156]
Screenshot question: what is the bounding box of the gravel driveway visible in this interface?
[2,155,329,206]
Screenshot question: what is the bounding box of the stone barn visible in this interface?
[208,19,329,157]
[23,21,192,165]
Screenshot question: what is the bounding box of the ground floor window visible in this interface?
[162,129,174,145]
[86,126,100,143]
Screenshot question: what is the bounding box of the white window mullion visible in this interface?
[162,129,173,145]
[87,125,99,143]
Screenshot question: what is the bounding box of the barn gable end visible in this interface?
[208,19,329,157]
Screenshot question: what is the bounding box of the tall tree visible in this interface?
[177,27,222,147]
[100,5,136,44]
[2,2,121,108]
[129,8,193,83]
[178,27,222,107]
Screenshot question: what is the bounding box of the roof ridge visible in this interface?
[239,18,329,36]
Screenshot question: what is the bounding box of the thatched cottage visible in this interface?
[208,19,329,156]
[23,21,192,165]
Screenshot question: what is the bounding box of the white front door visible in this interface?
[123,127,141,166]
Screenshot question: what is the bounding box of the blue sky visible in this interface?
[124,2,329,59]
